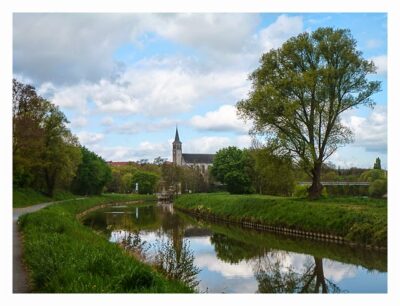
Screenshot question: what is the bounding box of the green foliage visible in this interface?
[175,193,387,247]
[13,79,82,196]
[71,147,111,195]
[293,185,309,198]
[368,179,387,198]
[237,28,381,199]
[251,147,295,196]
[19,195,191,293]
[106,164,138,193]
[211,146,253,194]
[360,169,386,182]
[132,171,160,194]
[224,170,253,194]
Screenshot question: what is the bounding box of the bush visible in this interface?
[360,169,386,182]
[368,179,387,198]
[132,171,160,194]
[293,185,308,198]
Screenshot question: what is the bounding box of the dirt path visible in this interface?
[13,198,84,293]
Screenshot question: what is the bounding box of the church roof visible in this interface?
[182,153,215,164]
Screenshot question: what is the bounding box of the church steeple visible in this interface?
[172,126,182,166]
[174,126,181,143]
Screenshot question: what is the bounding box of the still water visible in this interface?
[82,202,387,293]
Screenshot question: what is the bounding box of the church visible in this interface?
[172,127,215,173]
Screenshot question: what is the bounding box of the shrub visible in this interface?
[293,185,308,198]
[368,179,387,198]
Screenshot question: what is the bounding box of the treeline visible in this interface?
[13,79,111,197]
[106,161,211,195]
[210,146,387,198]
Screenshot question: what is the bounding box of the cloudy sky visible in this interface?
[13,13,387,168]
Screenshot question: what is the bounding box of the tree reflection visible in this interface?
[119,230,149,260]
[255,255,343,293]
[153,238,200,290]
[211,233,266,263]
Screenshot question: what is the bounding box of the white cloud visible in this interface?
[258,15,303,52]
[44,57,250,117]
[156,13,259,56]
[342,106,387,153]
[13,13,259,85]
[77,131,104,146]
[109,118,178,135]
[70,116,88,129]
[370,55,387,75]
[101,116,114,126]
[190,105,251,134]
[87,140,171,162]
[195,253,254,278]
[184,135,252,154]
[323,259,357,283]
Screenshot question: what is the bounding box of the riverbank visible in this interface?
[174,193,387,248]
[17,194,192,293]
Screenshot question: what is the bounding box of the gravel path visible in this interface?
[13,198,84,293]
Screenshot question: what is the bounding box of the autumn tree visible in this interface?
[237,28,381,199]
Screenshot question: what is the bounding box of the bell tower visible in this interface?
[172,126,182,166]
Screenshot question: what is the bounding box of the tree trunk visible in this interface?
[44,169,56,197]
[314,257,328,293]
[308,162,323,200]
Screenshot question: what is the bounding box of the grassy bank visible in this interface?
[13,188,78,208]
[18,194,191,293]
[174,193,387,247]
[176,211,386,272]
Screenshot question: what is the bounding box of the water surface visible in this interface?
[82,202,387,293]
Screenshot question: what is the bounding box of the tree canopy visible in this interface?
[13,79,82,196]
[237,27,381,199]
[211,146,253,194]
[71,146,112,195]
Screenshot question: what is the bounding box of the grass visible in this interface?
[13,188,78,208]
[174,193,387,247]
[18,194,192,293]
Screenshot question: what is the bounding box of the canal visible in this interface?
[82,202,387,293]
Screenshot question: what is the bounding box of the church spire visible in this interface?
[174,125,181,143]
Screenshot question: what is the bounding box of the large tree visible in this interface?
[13,79,82,195]
[237,28,381,199]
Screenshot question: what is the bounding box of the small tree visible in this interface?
[237,28,381,199]
[71,147,111,195]
[132,171,160,194]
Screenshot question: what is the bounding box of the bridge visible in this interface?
[298,181,370,186]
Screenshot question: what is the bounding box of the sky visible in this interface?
[13,13,387,169]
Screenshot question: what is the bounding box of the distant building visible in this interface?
[172,127,215,173]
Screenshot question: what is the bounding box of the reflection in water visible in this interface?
[82,203,387,293]
[254,255,343,293]
[153,238,200,290]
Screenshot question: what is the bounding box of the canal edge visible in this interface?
[174,206,386,251]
